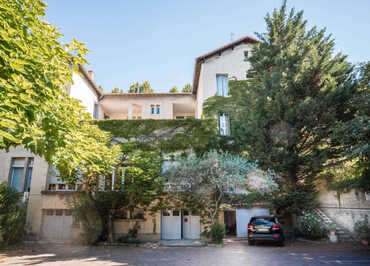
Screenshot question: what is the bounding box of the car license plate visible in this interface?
[257,228,269,232]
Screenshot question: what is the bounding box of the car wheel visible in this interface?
[248,240,255,246]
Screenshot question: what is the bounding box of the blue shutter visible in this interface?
[216,76,222,96]
[223,76,228,96]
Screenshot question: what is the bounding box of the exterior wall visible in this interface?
[101,94,195,120]
[114,211,161,241]
[196,43,253,118]
[0,146,49,240]
[70,72,100,118]
[318,184,370,232]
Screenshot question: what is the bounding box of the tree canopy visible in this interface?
[170,86,179,93]
[0,0,121,183]
[165,151,277,224]
[203,1,365,215]
[128,81,154,93]
[182,83,192,93]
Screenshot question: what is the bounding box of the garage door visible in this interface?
[236,208,269,238]
[161,210,181,240]
[183,211,200,239]
[42,209,72,241]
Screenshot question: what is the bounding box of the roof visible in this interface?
[78,65,103,98]
[102,92,194,98]
[192,35,260,95]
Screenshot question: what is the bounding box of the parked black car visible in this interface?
[248,216,284,246]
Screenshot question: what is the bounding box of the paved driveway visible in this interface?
[1,241,369,266]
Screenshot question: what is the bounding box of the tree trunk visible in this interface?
[107,211,114,243]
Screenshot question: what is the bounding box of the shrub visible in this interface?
[297,211,327,240]
[70,193,103,245]
[209,222,225,244]
[354,217,370,240]
[0,184,26,246]
[127,222,140,239]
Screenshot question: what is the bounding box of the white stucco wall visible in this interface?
[196,43,253,118]
[101,94,195,119]
[69,72,99,118]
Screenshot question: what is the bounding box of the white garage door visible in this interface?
[161,210,181,240]
[236,208,269,238]
[183,211,200,239]
[42,209,72,241]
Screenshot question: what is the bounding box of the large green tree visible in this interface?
[204,2,361,213]
[0,0,121,184]
[0,0,87,153]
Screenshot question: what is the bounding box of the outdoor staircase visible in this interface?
[314,208,356,242]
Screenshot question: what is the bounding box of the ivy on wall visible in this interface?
[94,118,220,155]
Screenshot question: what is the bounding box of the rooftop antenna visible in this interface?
[230,32,235,41]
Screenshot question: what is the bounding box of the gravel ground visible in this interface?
[0,240,369,266]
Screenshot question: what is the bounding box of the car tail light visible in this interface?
[273,235,280,238]
[249,234,254,238]
[271,224,280,230]
[248,225,254,230]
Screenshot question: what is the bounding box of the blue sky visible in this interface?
[45,0,370,93]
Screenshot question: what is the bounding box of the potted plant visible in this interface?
[328,223,338,243]
[354,219,370,246]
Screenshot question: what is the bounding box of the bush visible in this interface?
[70,193,103,245]
[297,211,327,240]
[354,217,370,240]
[0,184,26,246]
[209,222,225,244]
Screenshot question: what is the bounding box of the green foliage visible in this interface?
[354,217,370,240]
[203,2,362,217]
[297,211,327,240]
[164,151,277,225]
[0,184,26,246]
[182,83,192,93]
[0,0,121,185]
[0,0,88,153]
[225,192,273,208]
[272,184,319,215]
[209,222,225,244]
[112,88,123,93]
[71,151,163,243]
[127,222,140,239]
[70,192,103,245]
[128,81,154,93]
[170,86,179,93]
[94,118,219,155]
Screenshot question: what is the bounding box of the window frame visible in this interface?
[8,158,29,192]
[216,74,229,97]
[218,112,230,136]
[244,50,249,61]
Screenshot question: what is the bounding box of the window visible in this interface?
[25,158,34,192]
[163,211,170,216]
[172,210,180,216]
[9,158,25,192]
[216,75,228,96]
[218,113,230,136]
[150,104,160,115]
[183,210,189,216]
[244,50,249,61]
[48,165,78,191]
[93,103,99,119]
[176,116,185,119]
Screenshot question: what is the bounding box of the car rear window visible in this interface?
[250,217,276,226]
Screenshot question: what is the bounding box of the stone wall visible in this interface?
[317,183,370,232]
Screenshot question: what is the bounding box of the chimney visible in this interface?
[88,70,94,81]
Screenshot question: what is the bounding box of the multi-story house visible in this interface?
[2,36,367,242]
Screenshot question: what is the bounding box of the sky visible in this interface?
[45,0,370,93]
